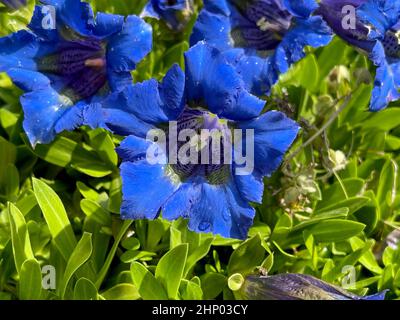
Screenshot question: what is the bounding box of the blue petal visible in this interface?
[104,65,185,135]
[106,15,152,72]
[234,171,264,204]
[6,68,50,91]
[107,70,134,92]
[163,177,257,239]
[202,0,230,15]
[237,111,299,177]
[19,87,74,146]
[357,0,400,40]
[0,30,42,72]
[233,53,273,96]
[162,182,196,220]
[369,42,400,111]
[41,0,95,36]
[283,0,318,18]
[185,43,265,120]
[117,135,154,163]
[271,16,332,76]
[141,1,160,19]
[28,5,59,40]
[186,180,255,240]
[119,160,180,220]
[190,9,232,50]
[93,12,124,37]
[159,64,186,120]
[124,80,170,124]
[91,91,156,137]
[141,0,191,30]
[361,290,388,300]
[54,102,85,133]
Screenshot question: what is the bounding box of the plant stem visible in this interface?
[286,95,352,163]
[95,220,133,290]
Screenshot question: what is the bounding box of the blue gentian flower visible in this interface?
[319,0,400,111]
[141,0,194,31]
[190,0,332,95]
[0,0,152,146]
[0,0,26,10]
[241,274,387,300]
[111,43,299,240]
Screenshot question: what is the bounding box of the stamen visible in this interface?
[85,58,106,68]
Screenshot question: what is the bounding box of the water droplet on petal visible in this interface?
[198,221,211,231]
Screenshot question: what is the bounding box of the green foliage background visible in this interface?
[0,0,399,300]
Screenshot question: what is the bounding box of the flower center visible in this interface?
[37,38,107,101]
[231,0,293,51]
[169,108,231,185]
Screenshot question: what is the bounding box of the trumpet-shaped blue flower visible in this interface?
[190,0,332,95]
[319,0,400,111]
[0,0,152,146]
[141,0,194,31]
[112,43,299,239]
[241,274,387,300]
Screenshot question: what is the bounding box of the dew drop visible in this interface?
[198,221,211,231]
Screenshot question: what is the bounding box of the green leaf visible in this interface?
[0,136,16,186]
[76,182,99,201]
[284,219,365,246]
[60,232,93,298]
[179,279,203,300]
[0,0,34,35]
[101,284,140,300]
[80,199,112,226]
[281,54,319,92]
[227,234,265,275]
[74,278,98,300]
[317,178,365,210]
[317,197,370,215]
[130,262,168,300]
[378,265,394,291]
[87,129,118,167]
[155,243,188,299]
[108,175,122,213]
[0,164,19,197]
[120,250,156,263]
[7,203,34,274]
[377,159,398,212]
[121,238,140,251]
[349,237,382,274]
[200,273,227,300]
[361,108,400,131]
[386,135,400,150]
[33,178,77,261]
[317,37,350,81]
[163,41,189,70]
[184,237,214,277]
[95,220,132,289]
[19,259,43,300]
[28,136,112,177]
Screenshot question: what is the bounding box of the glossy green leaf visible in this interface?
[101,284,140,300]
[7,203,34,274]
[60,232,93,298]
[227,234,265,275]
[33,178,77,261]
[80,199,112,226]
[19,259,43,300]
[74,278,98,300]
[130,262,168,300]
[155,244,188,299]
